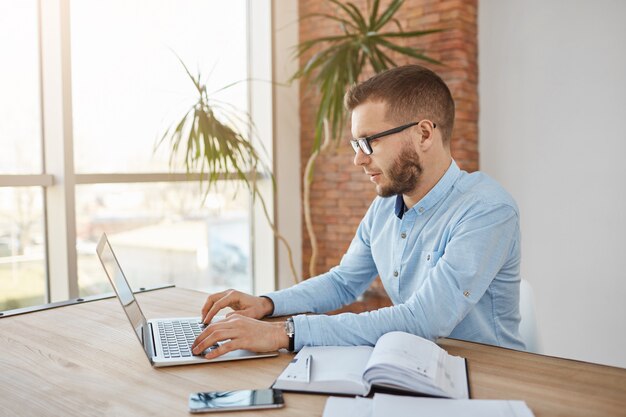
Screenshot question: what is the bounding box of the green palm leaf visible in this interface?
[292,0,444,152]
[157,59,271,194]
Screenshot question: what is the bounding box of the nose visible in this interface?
[353,148,370,167]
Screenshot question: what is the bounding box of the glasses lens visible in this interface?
[358,139,372,155]
[350,140,360,154]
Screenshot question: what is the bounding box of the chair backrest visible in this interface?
[519,278,541,353]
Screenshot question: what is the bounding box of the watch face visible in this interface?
[285,319,295,351]
[285,319,295,336]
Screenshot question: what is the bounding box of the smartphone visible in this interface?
[188,389,284,413]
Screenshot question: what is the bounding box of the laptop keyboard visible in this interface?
[157,320,218,359]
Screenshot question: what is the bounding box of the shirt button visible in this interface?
[463,291,470,297]
[426,254,431,261]
[401,232,407,239]
[393,271,399,277]
[418,207,425,213]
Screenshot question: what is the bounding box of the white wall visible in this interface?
[479,0,626,368]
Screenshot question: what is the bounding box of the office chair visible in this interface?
[519,279,541,353]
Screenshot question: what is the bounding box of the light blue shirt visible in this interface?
[266,160,525,351]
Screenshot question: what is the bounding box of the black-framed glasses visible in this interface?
[350,120,436,155]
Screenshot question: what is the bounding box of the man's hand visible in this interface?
[191,314,288,359]
[200,289,274,325]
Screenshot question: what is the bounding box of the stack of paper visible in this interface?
[322,394,535,417]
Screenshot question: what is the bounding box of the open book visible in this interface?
[273,331,469,399]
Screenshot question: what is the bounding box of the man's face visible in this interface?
[351,101,423,197]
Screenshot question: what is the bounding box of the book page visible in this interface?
[436,353,469,399]
[365,331,439,380]
[274,345,373,396]
[305,346,373,383]
[362,331,469,398]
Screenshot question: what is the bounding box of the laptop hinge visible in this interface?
[144,322,156,364]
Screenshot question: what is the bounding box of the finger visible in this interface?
[203,291,237,324]
[202,294,229,324]
[225,309,255,319]
[193,314,244,350]
[192,320,227,349]
[200,291,224,318]
[203,339,242,360]
[200,290,229,320]
[192,328,236,355]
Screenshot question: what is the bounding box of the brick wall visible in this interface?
[299,0,478,284]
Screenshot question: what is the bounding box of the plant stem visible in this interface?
[253,183,300,285]
[303,119,332,278]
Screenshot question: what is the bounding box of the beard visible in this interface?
[376,144,423,198]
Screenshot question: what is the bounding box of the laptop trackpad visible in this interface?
[201,341,261,360]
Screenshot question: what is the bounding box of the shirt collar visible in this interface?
[394,160,461,219]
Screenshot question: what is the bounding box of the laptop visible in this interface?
[96,233,278,367]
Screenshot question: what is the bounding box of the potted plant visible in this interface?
[292,0,443,277]
[157,57,299,283]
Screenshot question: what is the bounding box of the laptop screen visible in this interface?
[96,234,148,346]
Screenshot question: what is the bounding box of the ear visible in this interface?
[417,120,436,151]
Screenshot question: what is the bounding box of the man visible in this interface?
[192,65,525,359]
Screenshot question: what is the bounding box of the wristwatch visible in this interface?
[284,317,295,352]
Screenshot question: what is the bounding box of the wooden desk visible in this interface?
[1,287,625,417]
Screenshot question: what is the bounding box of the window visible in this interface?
[76,182,252,296]
[0,0,42,175]
[0,0,47,311]
[0,187,46,310]
[0,0,274,311]
[70,0,249,174]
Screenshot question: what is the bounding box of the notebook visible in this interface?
[96,233,277,367]
[273,331,469,398]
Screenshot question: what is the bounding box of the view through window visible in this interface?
[0,0,46,310]
[70,0,252,297]
[1,0,264,310]
[0,187,46,310]
[76,182,251,297]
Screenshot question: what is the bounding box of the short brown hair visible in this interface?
[344,65,455,143]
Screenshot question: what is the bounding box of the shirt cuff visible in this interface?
[260,291,290,317]
[292,314,314,352]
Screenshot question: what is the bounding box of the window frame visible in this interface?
[0,0,276,305]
